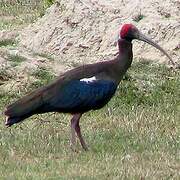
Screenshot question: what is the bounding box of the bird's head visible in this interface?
[119,24,139,41]
[118,24,175,66]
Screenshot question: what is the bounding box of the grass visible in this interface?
[0,62,179,179]
[34,52,55,61]
[30,67,56,89]
[0,39,17,47]
[6,54,26,66]
[132,12,145,22]
[0,0,53,30]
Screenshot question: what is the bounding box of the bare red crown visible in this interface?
[120,24,135,39]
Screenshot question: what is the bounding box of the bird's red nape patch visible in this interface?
[120,24,134,39]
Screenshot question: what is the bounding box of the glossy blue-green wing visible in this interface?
[45,80,117,112]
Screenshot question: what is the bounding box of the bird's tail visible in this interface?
[4,87,45,127]
[5,116,25,127]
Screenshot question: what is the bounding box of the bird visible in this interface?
[4,24,175,151]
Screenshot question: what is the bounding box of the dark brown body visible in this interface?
[5,40,133,119]
[5,39,133,151]
[4,23,174,151]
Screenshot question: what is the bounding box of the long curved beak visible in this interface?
[137,32,175,66]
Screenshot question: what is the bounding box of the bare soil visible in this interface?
[19,0,180,66]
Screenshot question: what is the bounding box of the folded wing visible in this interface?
[40,79,117,113]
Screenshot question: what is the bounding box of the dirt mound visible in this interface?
[20,0,180,65]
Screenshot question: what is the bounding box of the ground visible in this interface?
[0,0,179,179]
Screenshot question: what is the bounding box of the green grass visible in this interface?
[133,12,145,22]
[0,39,17,47]
[0,62,179,179]
[30,67,56,89]
[6,54,26,66]
[44,0,56,7]
[0,0,52,30]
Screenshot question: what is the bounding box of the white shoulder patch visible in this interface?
[80,76,97,83]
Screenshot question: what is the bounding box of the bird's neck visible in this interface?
[117,39,133,67]
[117,39,133,68]
[118,39,133,58]
[107,39,133,83]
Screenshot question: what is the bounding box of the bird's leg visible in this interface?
[70,115,77,151]
[75,119,88,151]
[70,113,88,151]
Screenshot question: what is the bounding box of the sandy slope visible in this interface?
[19,0,180,65]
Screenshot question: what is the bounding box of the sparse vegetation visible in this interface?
[0,68,12,82]
[0,39,17,47]
[0,62,179,179]
[44,0,55,7]
[7,54,26,66]
[0,0,50,30]
[132,12,145,22]
[35,53,54,61]
[32,67,55,84]
[29,67,56,89]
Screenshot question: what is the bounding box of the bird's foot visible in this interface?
[70,141,88,152]
[80,141,89,151]
[70,144,78,152]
